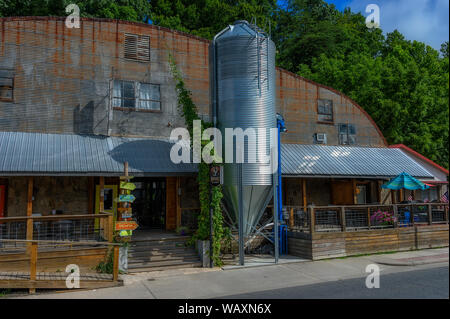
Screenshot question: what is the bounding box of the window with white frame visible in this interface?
[113,80,161,111]
[139,83,161,110]
[339,123,356,145]
[113,80,136,108]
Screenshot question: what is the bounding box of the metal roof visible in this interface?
[0,132,434,178]
[0,131,197,176]
[281,144,433,178]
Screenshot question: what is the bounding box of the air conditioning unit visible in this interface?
[315,133,327,144]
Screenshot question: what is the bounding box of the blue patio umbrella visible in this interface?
[381,172,430,190]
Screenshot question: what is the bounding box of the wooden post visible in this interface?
[119,162,129,222]
[176,177,181,229]
[340,207,346,232]
[410,204,415,226]
[427,203,432,225]
[309,206,315,234]
[99,177,105,213]
[445,205,449,224]
[88,176,94,215]
[302,179,307,209]
[112,245,119,282]
[377,180,382,203]
[289,207,294,229]
[367,207,371,229]
[99,176,105,235]
[352,179,357,204]
[393,204,398,228]
[399,189,404,202]
[26,177,34,255]
[29,241,37,294]
[391,190,396,204]
[107,214,113,242]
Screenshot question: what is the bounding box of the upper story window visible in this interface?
[0,70,14,102]
[317,99,333,123]
[113,80,161,111]
[113,80,135,108]
[124,33,150,62]
[339,123,356,145]
[139,83,161,110]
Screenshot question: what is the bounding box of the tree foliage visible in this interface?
[1,0,448,168]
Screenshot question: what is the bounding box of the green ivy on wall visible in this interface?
[168,54,224,266]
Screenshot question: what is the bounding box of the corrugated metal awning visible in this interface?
[0,131,197,176]
[281,144,433,179]
[0,132,434,179]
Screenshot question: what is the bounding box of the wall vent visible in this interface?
[124,33,150,62]
[315,133,327,144]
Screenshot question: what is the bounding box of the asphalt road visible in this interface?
[13,248,449,299]
[220,266,449,299]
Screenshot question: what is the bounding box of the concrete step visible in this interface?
[128,254,200,264]
[128,244,191,253]
[130,241,190,248]
[128,248,197,258]
[127,260,202,272]
[131,236,190,244]
[127,262,203,273]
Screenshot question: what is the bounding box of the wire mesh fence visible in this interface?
[314,208,341,232]
[0,214,111,252]
[0,219,105,242]
[284,203,448,233]
[284,206,310,232]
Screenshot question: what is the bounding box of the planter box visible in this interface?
[118,245,128,273]
[196,240,212,268]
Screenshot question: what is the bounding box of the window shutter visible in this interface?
[124,33,150,62]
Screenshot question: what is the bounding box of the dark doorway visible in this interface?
[133,178,166,229]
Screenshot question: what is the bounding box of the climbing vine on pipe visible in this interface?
[168,54,224,266]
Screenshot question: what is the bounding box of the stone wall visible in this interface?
[5,176,89,217]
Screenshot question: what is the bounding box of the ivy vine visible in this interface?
[169,54,224,266]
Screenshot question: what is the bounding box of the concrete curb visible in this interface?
[373,257,449,267]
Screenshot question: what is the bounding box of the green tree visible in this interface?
[0,0,151,22]
[148,0,277,39]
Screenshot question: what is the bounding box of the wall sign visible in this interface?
[210,165,221,186]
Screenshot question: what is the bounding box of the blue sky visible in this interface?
[326,0,449,51]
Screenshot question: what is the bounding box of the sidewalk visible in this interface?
[369,247,448,266]
[10,247,449,299]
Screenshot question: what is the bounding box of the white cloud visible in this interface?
[348,0,449,51]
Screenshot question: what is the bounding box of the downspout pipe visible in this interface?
[276,114,287,255]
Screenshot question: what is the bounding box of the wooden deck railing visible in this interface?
[0,238,120,294]
[0,213,114,243]
[284,203,449,233]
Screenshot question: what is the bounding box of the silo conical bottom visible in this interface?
[222,185,273,238]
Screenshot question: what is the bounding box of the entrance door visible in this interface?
[331,180,354,205]
[95,185,118,230]
[0,185,5,218]
[356,185,367,204]
[133,178,166,229]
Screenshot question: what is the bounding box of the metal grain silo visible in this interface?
[210,20,276,240]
